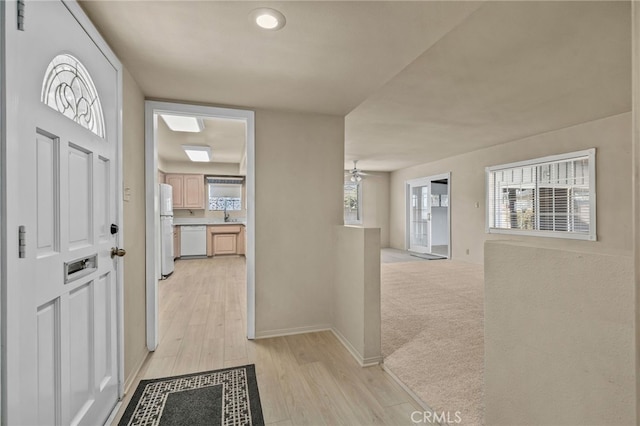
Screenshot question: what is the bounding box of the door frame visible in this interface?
[144,101,256,350]
[0,0,126,418]
[405,172,451,259]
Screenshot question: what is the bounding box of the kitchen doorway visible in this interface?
[406,173,451,259]
[144,101,256,350]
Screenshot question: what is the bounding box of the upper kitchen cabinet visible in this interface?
[184,175,205,208]
[166,175,183,208]
[166,173,205,209]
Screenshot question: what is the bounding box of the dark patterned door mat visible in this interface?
[118,364,264,426]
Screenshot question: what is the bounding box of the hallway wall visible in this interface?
[254,109,344,336]
[122,69,148,385]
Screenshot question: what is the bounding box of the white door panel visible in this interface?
[36,301,58,425]
[4,1,122,424]
[406,175,451,257]
[408,178,431,254]
[68,145,92,249]
[36,132,58,257]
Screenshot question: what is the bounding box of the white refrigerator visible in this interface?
[159,183,174,277]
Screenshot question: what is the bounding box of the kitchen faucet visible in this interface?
[224,206,230,222]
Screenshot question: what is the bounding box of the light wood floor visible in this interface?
[112,256,427,425]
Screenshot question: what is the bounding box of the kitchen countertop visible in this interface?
[174,218,246,226]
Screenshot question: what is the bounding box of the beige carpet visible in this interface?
[381,260,484,426]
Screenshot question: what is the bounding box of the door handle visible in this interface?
[111,247,126,258]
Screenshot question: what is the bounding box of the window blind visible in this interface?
[344,183,361,224]
[486,149,595,240]
[207,176,244,211]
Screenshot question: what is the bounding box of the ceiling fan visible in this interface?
[345,160,369,182]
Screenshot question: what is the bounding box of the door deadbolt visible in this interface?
[111,247,126,258]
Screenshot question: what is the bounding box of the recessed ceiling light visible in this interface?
[160,114,204,132]
[249,8,286,31]
[182,145,211,162]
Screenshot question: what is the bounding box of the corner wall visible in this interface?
[333,226,382,365]
[122,69,148,385]
[390,112,632,263]
[254,109,344,337]
[360,172,390,247]
[485,241,636,425]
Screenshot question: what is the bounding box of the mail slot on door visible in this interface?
[64,254,97,284]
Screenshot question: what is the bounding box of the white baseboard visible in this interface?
[254,324,383,368]
[104,401,123,426]
[330,328,382,367]
[254,324,332,339]
[362,354,383,367]
[123,349,150,395]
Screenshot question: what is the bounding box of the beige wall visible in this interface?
[333,226,381,365]
[254,109,344,337]
[390,112,632,263]
[122,69,148,386]
[485,241,635,425]
[358,172,390,247]
[632,5,640,419]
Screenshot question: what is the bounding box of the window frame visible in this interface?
[344,181,363,225]
[485,149,596,241]
[207,176,244,211]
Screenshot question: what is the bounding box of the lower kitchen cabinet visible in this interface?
[207,225,245,256]
[173,226,180,259]
[237,226,246,255]
[213,234,237,255]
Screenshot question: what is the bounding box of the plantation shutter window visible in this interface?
[486,149,595,240]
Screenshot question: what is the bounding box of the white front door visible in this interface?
[407,178,432,254]
[3,1,122,424]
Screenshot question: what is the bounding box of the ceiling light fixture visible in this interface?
[182,145,211,162]
[249,8,286,31]
[160,114,204,132]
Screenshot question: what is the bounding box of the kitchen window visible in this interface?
[208,177,244,211]
[344,182,362,225]
[486,149,596,240]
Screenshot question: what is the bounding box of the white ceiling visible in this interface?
[345,1,631,170]
[157,116,246,164]
[81,1,631,172]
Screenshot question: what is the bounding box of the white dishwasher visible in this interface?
[180,225,207,257]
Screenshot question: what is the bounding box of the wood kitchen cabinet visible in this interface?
[207,225,245,256]
[213,234,237,255]
[173,226,181,259]
[183,175,204,208]
[166,174,205,209]
[237,225,246,255]
[166,175,184,208]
